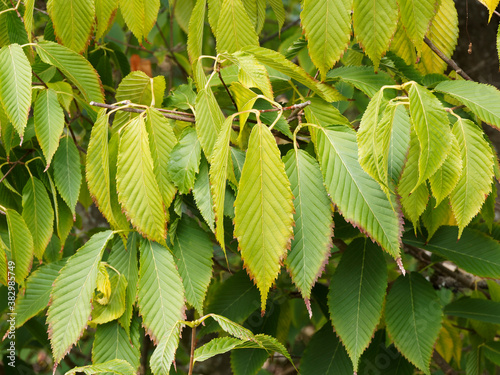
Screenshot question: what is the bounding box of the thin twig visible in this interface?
[188,325,197,375]
[260,101,311,113]
[106,36,155,55]
[155,21,189,80]
[424,37,473,81]
[0,150,33,184]
[432,350,459,375]
[217,64,239,112]
[32,71,49,89]
[89,102,196,123]
[261,18,301,45]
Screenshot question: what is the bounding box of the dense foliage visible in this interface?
[0,0,500,374]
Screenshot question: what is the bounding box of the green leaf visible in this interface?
[53,136,82,217]
[95,0,118,39]
[187,0,207,64]
[421,197,455,240]
[6,208,34,285]
[216,0,259,53]
[92,320,140,372]
[195,87,224,161]
[385,272,442,374]
[234,123,294,312]
[47,81,75,113]
[86,110,129,231]
[283,149,333,304]
[315,125,402,257]
[450,118,494,236]
[47,0,95,53]
[65,359,135,375]
[301,324,353,375]
[22,177,54,259]
[150,324,181,375]
[428,132,462,206]
[301,0,353,78]
[167,127,201,195]
[398,0,438,52]
[172,216,213,314]
[353,0,398,69]
[208,314,254,340]
[174,0,194,33]
[210,115,234,252]
[444,298,500,324]
[15,260,64,327]
[117,115,166,242]
[435,80,500,130]
[120,0,160,42]
[23,0,35,41]
[92,273,128,324]
[137,239,185,343]
[202,270,260,335]
[327,66,396,97]
[36,41,104,103]
[328,238,387,371]
[268,0,285,30]
[397,129,429,226]
[0,246,6,286]
[114,72,165,129]
[419,0,458,74]
[243,46,344,102]
[404,226,500,278]
[304,96,351,129]
[0,44,32,139]
[47,230,114,364]
[34,89,65,168]
[194,337,243,363]
[193,157,215,231]
[146,108,177,212]
[483,341,500,366]
[408,82,452,188]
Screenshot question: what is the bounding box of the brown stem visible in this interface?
[155,22,189,80]
[89,102,196,123]
[32,71,49,89]
[260,18,301,45]
[217,64,239,112]
[432,350,458,375]
[424,37,473,81]
[0,150,33,184]
[188,325,197,375]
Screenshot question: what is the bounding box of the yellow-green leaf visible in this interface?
[216,0,259,53]
[477,0,500,21]
[187,0,207,64]
[234,123,294,312]
[120,0,160,42]
[6,208,34,285]
[117,115,166,242]
[96,0,119,39]
[397,0,438,53]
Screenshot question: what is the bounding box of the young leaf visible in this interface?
[450,118,494,236]
[397,129,429,226]
[167,127,201,195]
[95,0,118,39]
[301,0,353,78]
[385,272,442,374]
[150,324,181,375]
[137,239,185,344]
[428,132,462,206]
[268,0,285,30]
[301,324,353,375]
[22,176,54,259]
[208,314,254,340]
[145,108,178,212]
[6,208,34,285]
[403,226,500,278]
[172,216,213,315]
[398,0,438,52]
[188,0,207,64]
[53,136,82,217]
[421,197,456,240]
[316,125,402,258]
[234,123,294,312]
[92,321,140,372]
[419,0,458,75]
[0,43,32,139]
[243,46,344,102]
[304,96,351,128]
[117,115,166,243]
[47,230,114,364]
[408,82,452,188]
[444,298,500,324]
[86,109,129,231]
[195,87,224,161]
[47,0,95,53]
[108,234,139,335]
[328,238,387,371]
[36,41,104,103]
[353,0,398,69]
[194,337,243,363]
[92,273,128,324]
[435,80,500,131]
[34,89,65,168]
[15,260,64,327]
[65,359,135,375]
[120,0,160,42]
[283,149,333,305]
[193,157,215,231]
[326,66,396,97]
[210,115,234,252]
[216,0,259,53]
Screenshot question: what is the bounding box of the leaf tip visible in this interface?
[304,298,312,319]
[396,257,406,276]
